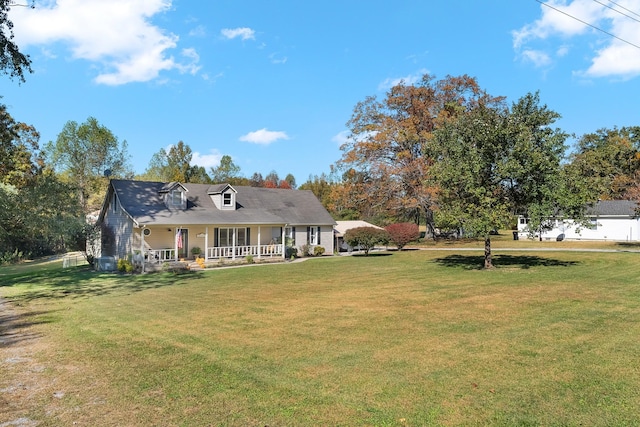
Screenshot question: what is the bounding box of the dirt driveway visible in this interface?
[1,297,48,427]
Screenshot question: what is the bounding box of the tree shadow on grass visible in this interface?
[0,266,202,304]
[433,254,580,270]
[615,242,640,250]
[0,306,53,348]
[350,253,394,257]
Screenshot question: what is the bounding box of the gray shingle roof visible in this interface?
[587,200,639,216]
[107,179,336,226]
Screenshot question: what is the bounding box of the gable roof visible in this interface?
[334,220,383,237]
[100,179,336,227]
[159,182,188,193]
[587,200,638,217]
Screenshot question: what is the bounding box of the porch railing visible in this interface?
[207,244,283,259]
[146,244,284,263]
[146,248,175,263]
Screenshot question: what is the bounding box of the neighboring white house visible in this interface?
[517,200,640,241]
[97,179,336,266]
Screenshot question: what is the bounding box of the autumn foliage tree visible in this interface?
[385,222,420,250]
[335,74,487,231]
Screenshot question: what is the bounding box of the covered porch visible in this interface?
[136,224,289,264]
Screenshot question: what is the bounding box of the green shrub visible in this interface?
[245,254,254,264]
[344,226,390,256]
[0,249,25,265]
[313,246,325,256]
[117,258,134,273]
[286,246,298,258]
[300,244,311,257]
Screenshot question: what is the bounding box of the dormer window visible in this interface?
[207,184,237,210]
[170,189,183,207]
[160,182,188,210]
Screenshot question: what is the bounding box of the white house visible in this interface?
[97,179,336,266]
[517,200,640,241]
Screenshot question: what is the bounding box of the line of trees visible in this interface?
[311,74,640,267]
[1,7,639,268]
[138,145,298,189]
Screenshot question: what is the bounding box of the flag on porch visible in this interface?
[176,229,183,249]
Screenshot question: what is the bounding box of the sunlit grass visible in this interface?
[2,250,640,426]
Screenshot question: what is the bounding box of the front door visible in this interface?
[177,228,188,259]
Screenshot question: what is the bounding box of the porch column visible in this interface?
[281,226,286,259]
[205,227,209,262]
[232,227,236,260]
[175,228,179,261]
[258,226,261,259]
[140,227,145,274]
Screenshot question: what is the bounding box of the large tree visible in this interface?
[336,74,486,231]
[210,154,246,185]
[566,127,640,200]
[0,0,33,83]
[0,102,40,188]
[431,92,585,268]
[0,104,85,259]
[45,117,132,212]
[141,141,211,184]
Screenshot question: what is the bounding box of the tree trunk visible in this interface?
[484,236,493,269]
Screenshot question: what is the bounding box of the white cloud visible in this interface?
[189,25,207,38]
[9,0,200,85]
[269,53,288,64]
[191,149,222,168]
[513,0,640,78]
[378,68,428,91]
[221,27,256,41]
[239,128,289,145]
[331,130,350,147]
[521,49,552,68]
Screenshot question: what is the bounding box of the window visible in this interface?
[588,218,598,230]
[271,227,282,244]
[170,190,183,206]
[519,218,529,225]
[309,226,319,245]
[237,228,246,246]
[285,227,295,246]
[223,193,233,207]
[218,228,233,246]
[218,228,248,246]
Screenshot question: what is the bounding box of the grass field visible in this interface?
[2,247,640,426]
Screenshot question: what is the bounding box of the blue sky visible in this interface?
[2,0,640,184]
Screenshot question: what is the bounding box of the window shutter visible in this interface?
[307,226,310,244]
[292,227,296,245]
[246,228,251,245]
[214,228,219,247]
[317,226,321,244]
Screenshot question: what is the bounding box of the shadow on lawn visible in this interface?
[0,305,53,348]
[0,266,200,304]
[434,254,580,270]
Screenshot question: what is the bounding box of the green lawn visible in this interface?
[2,249,640,426]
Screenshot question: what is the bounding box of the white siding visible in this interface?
[518,216,640,241]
